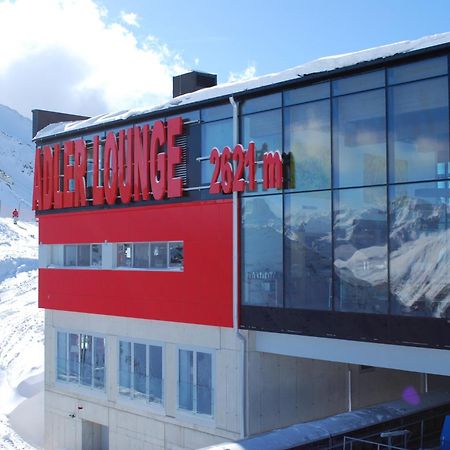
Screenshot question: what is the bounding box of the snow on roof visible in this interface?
[34,32,450,141]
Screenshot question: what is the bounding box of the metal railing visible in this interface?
[343,435,409,450]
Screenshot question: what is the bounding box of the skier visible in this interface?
[12,208,18,225]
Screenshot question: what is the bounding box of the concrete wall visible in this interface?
[44,310,242,450]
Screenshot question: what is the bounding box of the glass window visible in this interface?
[333,89,386,188]
[179,349,193,411]
[178,349,213,415]
[117,243,132,267]
[388,56,448,85]
[388,77,449,183]
[150,243,168,269]
[133,243,149,268]
[91,244,102,267]
[241,93,282,115]
[64,245,77,266]
[284,191,332,310]
[118,340,163,404]
[334,186,388,314]
[169,242,183,269]
[390,182,450,318]
[241,195,283,306]
[77,245,90,267]
[284,99,331,191]
[284,82,330,106]
[201,119,232,185]
[119,341,131,395]
[56,331,105,390]
[242,109,282,193]
[202,104,232,122]
[196,352,212,415]
[332,70,385,96]
[134,343,147,400]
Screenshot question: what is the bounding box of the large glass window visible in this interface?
[118,340,163,404]
[388,77,449,183]
[63,244,102,267]
[390,182,450,318]
[333,186,388,314]
[284,191,332,310]
[56,331,105,390]
[178,349,213,416]
[333,89,386,188]
[284,99,331,191]
[241,195,283,306]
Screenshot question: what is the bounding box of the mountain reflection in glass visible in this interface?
[284,191,332,309]
[241,195,283,307]
[334,186,388,313]
[390,182,450,317]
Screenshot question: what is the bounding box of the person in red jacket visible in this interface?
[12,208,18,224]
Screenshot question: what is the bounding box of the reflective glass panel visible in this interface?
[201,119,232,185]
[389,182,450,317]
[169,242,183,269]
[150,243,168,269]
[334,186,388,314]
[333,89,386,187]
[241,195,283,306]
[284,99,331,191]
[284,82,330,106]
[133,243,149,268]
[149,345,163,404]
[91,244,102,267]
[332,70,385,96]
[388,56,447,85]
[56,331,67,381]
[64,245,77,266]
[388,77,449,183]
[68,333,80,383]
[197,352,212,415]
[242,109,282,194]
[93,337,105,389]
[119,341,131,395]
[80,334,92,386]
[179,349,193,411]
[133,343,147,399]
[284,191,332,310]
[77,245,90,267]
[202,104,232,122]
[241,93,282,114]
[117,243,132,267]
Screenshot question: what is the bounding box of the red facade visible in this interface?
[39,199,233,327]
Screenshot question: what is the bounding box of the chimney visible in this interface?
[173,71,217,98]
[32,109,90,139]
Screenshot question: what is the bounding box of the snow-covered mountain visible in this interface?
[0,104,43,449]
[0,105,34,221]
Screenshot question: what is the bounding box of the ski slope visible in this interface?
[0,217,43,449]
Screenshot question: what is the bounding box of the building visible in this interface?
[33,33,450,450]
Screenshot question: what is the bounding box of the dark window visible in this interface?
[388,76,449,183]
[77,245,90,267]
[241,195,283,307]
[133,243,149,268]
[284,191,332,310]
[389,182,450,318]
[333,89,386,188]
[241,93,282,115]
[334,186,388,314]
[169,242,183,269]
[284,99,331,191]
[64,245,77,266]
[201,104,232,122]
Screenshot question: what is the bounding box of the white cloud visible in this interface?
[120,10,139,27]
[227,64,256,83]
[0,0,188,118]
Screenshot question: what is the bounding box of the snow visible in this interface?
[35,32,450,141]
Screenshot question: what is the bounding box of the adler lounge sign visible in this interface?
[32,116,283,211]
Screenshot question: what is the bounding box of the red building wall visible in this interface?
[39,199,233,327]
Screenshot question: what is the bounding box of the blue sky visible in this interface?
[100,0,450,82]
[0,0,449,118]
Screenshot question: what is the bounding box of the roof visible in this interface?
[34,31,450,141]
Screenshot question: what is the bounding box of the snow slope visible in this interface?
[0,105,43,448]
